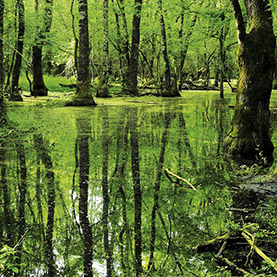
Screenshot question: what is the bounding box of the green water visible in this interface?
[1,91,277,276]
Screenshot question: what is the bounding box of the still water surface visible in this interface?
[1,91,277,276]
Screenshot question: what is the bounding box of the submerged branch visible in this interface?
[242,231,277,272]
[164,168,197,191]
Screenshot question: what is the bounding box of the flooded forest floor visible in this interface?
[1,89,277,276]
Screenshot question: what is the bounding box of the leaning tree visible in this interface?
[224,0,276,165]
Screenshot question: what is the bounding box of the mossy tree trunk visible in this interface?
[0,0,5,124]
[32,0,54,97]
[96,0,109,98]
[69,0,96,106]
[224,0,275,165]
[124,0,143,96]
[10,0,25,102]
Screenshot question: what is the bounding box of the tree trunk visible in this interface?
[0,0,4,91]
[10,0,25,101]
[224,0,275,165]
[0,19,4,122]
[69,0,96,106]
[125,0,143,95]
[32,0,54,97]
[158,0,180,97]
[96,0,109,97]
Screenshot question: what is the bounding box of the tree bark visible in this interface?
[125,0,143,95]
[158,0,180,97]
[96,0,109,97]
[224,0,276,165]
[32,0,54,97]
[0,0,4,91]
[69,0,96,106]
[10,0,25,101]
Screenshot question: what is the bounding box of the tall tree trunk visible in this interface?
[129,107,142,276]
[10,0,25,101]
[96,0,109,97]
[178,1,200,90]
[219,14,225,99]
[77,116,93,277]
[69,0,96,106]
[32,0,54,97]
[158,0,180,97]
[125,0,143,95]
[0,0,4,91]
[224,0,276,165]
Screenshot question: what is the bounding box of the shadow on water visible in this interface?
[1,94,277,276]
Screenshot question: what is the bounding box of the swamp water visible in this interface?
[1,91,277,276]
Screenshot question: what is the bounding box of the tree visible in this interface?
[9,0,25,101]
[224,0,276,165]
[124,0,143,95]
[0,0,5,124]
[69,0,96,106]
[157,0,180,97]
[32,0,54,97]
[96,0,109,98]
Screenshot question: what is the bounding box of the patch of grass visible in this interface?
[19,75,77,93]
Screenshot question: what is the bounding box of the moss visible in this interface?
[224,3,275,165]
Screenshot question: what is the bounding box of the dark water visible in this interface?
[1,92,276,276]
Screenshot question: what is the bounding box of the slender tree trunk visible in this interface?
[113,0,130,90]
[178,1,200,90]
[224,0,275,165]
[129,107,142,276]
[77,116,93,277]
[10,0,25,101]
[158,0,180,97]
[96,0,109,97]
[0,0,4,91]
[125,0,143,95]
[71,0,79,72]
[69,0,96,106]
